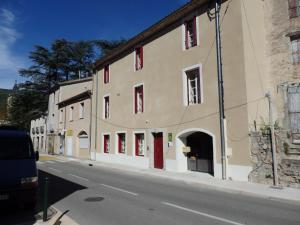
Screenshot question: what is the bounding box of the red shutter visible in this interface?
[118,134,121,153]
[140,46,143,69]
[184,22,188,49]
[135,134,138,156]
[104,67,106,83]
[135,49,138,71]
[193,16,197,46]
[289,0,297,18]
[187,75,190,105]
[134,87,137,113]
[141,86,144,112]
[104,135,107,153]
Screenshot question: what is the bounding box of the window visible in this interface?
[135,46,143,70]
[104,65,109,84]
[59,109,63,123]
[186,68,201,105]
[104,96,110,119]
[69,106,74,121]
[290,35,300,63]
[103,134,110,153]
[134,85,144,114]
[79,102,84,119]
[184,16,197,49]
[79,131,89,149]
[117,133,126,154]
[287,84,300,143]
[288,0,300,18]
[41,136,44,150]
[135,133,145,156]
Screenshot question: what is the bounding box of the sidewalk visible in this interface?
[44,154,300,204]
[34,207,78,225]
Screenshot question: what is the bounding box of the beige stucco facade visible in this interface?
[47,78,92,159]
[30,117,47,153]
[90,0,269,181]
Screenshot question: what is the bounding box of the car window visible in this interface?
[0,137,34,159]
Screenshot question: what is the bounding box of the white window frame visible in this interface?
[103,94,110,119]
[102,133,111,154]
[182,64,203,106]
[115,131,127,154]
[133,83,145,114]
[181,15,200,51]
[133,131,146,157]
[79,102,84,119]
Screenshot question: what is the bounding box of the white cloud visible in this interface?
[0,8,26,88]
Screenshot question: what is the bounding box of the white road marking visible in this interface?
[162,202,245,225]
[37,161,45,165]
[45,161,55,164]
[48,167,62,173]
[68,174,89,182]
[101,184,139,196]
[55,160,67,163]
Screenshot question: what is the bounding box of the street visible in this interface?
[33,159,300,225]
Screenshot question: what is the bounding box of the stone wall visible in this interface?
[249,130,300,188]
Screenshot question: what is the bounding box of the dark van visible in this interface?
[0,128,39,209]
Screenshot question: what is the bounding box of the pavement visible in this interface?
[43,154,300,204]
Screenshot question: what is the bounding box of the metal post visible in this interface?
[43,177,49,222]
[265,92,279,187]
[215,0,227,180]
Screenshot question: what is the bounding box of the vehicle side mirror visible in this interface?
[35,151,39,161]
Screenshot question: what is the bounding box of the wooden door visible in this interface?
[154,133,164,169]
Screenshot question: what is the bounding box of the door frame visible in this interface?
[153,132,164,169]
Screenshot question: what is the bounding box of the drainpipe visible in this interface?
[215,0,227,180]
[89,87,93,160]
[94,72,99,161]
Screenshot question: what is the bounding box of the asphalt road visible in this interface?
[36,159,300,225]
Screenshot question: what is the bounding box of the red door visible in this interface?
[154,133,163,169]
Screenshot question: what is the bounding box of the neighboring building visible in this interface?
[46,77,92,159]
[30,117,47,153]
[90,0,269,181]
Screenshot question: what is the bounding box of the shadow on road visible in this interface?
[0,169,86,225]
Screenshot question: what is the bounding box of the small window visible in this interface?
[290,35,300,63]
[186,68,201,105]
[59,109,63,123]
[104,65,109,84]
[287,84,300,143]
[288,0,300,18]
[134,85,144,114]
[103,134,110,153]
[104,96,110,119]
[135,46,143,71]
[135,133,145,156]
[118,133,126,154]
[184,16,197,49]
[79,102,84,119]
[69,106,74,121]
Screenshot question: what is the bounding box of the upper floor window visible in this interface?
[134,85,144,114]
[103,134,110,153]
[135,46,143,71]
[69,106,74,121]
[135,133,145,156]
[183,67,202,106]
[59,109,63,123]
[117,133,126,154]
[290,35,300,63]
[104,65,109,84]
[104,96,110,119]
[184,16,197,49]
[79,102,84,119]
[288,0,300,18]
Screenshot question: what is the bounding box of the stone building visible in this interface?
[30,117,47,153]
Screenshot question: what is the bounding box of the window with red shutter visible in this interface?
[104,65,109,83]
[104,96,109,119]
[288,0,300,18]
[185,16,197,49]
[104,135,110,153]
[134,85,144,114]
[135,133,144,156]
[135,46,143,70]
[118,133,126,153]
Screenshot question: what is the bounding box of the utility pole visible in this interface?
[265,92,279,187]
[215,0,227,180]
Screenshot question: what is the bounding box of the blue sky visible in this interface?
[0,0,189,89]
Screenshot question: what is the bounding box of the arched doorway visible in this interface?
[78,131,89,158]
[177,129,214,175]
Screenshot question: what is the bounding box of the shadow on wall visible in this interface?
[0,170,87,225]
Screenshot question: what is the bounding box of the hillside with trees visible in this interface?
[0,88,12,121]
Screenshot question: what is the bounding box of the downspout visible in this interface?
[89,88,93,160]
[94,72,99,161]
